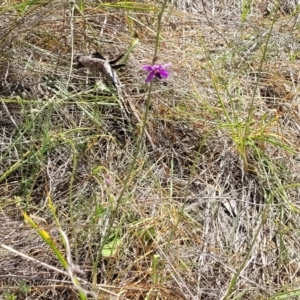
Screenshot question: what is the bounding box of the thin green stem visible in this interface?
[153,0,168,59]
[242,0,280,151]
[92,0,169,288]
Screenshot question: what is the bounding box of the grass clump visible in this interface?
[1,0,300,299]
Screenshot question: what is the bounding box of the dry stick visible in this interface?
[3,65,19,129]
[0,243,119,297]
[75,54,131,120]
[116,77,156,150]
[121,89,156,150]
[1,101,19,130]
[75,54,156,149]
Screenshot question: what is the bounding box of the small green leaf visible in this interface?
[102,237,121,257]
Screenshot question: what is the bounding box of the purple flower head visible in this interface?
[141,63,171,83]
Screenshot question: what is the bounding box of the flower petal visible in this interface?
[141,65,154,71]
[145,71,156,83]
[157,69,169,79]
[161,63,172,69]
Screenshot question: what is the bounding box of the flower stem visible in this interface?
[153,0,168,59]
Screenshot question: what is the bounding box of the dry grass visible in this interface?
[1,0,300,299]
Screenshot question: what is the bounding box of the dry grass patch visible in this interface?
[1,0,300,299]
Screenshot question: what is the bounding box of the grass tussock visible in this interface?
[1,0,300,299]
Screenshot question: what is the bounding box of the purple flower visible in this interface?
[141,63,171,83]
